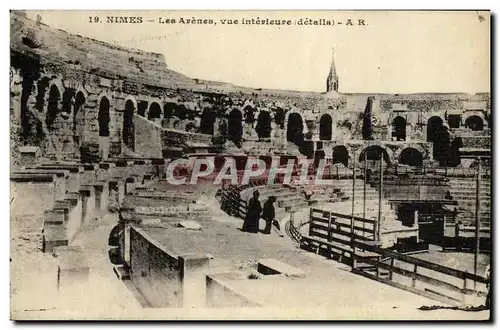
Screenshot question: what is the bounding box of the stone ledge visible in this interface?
[257,258,305,278]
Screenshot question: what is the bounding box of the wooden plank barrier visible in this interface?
[299,207,489,306]
[352,239,488,306]
[300,208,379,266]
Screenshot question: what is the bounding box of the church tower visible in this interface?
[326,48,339,92]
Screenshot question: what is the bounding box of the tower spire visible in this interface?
[326,47,339,93]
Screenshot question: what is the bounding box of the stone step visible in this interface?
[113,265,130,280]
[257,259,305,278]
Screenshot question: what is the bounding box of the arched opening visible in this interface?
[227,109,243,146]
[426,116,443,143]
[332,146,349,167]
[398,148,423,167]
[123,100,135,151]
[200,108,216,135]
[433,125,451,166]
[45,85,60,129]
[314,143,326,169]
[319,114,333,140]
[286,113,304,145]
[255,110,272,140]
[449,137,463,167]
[148,102,162,121]
[244,105,256,127]
[61,89,74,119]
[72,92,86,146]
[464,115,484,131]
[392,116,406,141]
[174,104,187,120]
[137,101,148,117]
[274,108,285,129]
[98,97,110,137]
[34,77,50,111]
[164,102,176,119]
[359,145,391,167]
[185,122,196,132]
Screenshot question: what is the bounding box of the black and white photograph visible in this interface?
[8,9,492,320]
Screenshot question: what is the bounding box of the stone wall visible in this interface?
[129,227,182,307]
[134,115,163,158]
[206,275,262,308]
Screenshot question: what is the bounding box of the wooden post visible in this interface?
[351,154,356,271]
[462,277,467,303]
[389,258,395,280]
[327,212,332,242]
[351,155,356,239]
[474,157,481,289]
[412,264,418,288]
[377,158,383,241]
[363,151,367,238]
[376,256,381,277]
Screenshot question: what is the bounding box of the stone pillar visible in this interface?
[178,254,210,308]
[19,146,41,167]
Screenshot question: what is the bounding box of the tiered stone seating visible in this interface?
[11,154,167,254]
[448,177,491,227]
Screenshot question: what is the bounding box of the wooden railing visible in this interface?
[352,239,488,305]
[300,208,378,265]
[299,207,489,306]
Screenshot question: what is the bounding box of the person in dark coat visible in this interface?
[242,190,261,233]
[262,196,277,234]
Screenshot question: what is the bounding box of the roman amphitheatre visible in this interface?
[10,10,491,320]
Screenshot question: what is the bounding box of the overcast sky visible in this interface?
[23,10,490,94]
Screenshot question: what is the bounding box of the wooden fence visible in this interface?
[300,208,488,306]
[300,208,378,265]
[352,239,488,305]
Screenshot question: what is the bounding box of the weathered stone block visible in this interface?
[257,258,305,278]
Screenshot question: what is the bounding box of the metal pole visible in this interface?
[474,157,481,288]
[363,151,367,237]
[377,158,383,241]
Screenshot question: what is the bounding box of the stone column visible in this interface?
[178,254,210,308]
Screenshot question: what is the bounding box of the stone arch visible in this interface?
[464,115,484,131]
[72,91,86,145]
[137,101,148,117]
[398,147,423,167]
[286,112,304,144]
[227,108,243,145]
[256,110,272,140]
[394,143,427,160]
[244,105,256,127]
[98,96,110,137]
[332,145,349,167]
[174,104,187,120]
[200,107,216,135]
[45,84,61,129]
[426,116,443,143]
[185,122,196,132]
[34,77,51,111]
[319,113,333,140]
[449,137,463,167]
[148,102,162,121]
[274,107,285,129]
[172,118,181,129]
[392,116,406,141]
[123,99,135,151]
[164,102,176,119]
[358,144,393,166]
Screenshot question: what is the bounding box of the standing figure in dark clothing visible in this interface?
[242,190,261,233]
[262,196,277,234]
